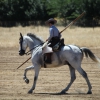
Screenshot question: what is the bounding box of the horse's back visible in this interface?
[61,45,81,53]
[60,45,82,63]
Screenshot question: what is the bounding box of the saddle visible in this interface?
[43,38,65,65]
[52,38,65,52]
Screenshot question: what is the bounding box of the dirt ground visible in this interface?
[0,47,100,100]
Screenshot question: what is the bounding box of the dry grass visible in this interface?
[0,25,100,48]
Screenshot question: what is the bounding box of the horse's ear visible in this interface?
[20,33,23,38]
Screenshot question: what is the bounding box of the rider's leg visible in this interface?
[44,53,52,64]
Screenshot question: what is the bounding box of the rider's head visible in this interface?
[45,18,57,26]
[49,21,54,25]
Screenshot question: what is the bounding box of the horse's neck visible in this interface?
[33,38,42,46]
[27,37,43,53]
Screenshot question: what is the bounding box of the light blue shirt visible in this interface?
[48,25,61,40]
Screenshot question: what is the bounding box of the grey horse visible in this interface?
[19,33,100,94]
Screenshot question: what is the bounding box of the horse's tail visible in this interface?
[80,47,100,63]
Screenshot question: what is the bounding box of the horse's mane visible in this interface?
[27,33,44,43]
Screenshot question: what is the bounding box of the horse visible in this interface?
[19,33,100,94]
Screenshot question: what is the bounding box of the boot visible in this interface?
[44,53,52,64]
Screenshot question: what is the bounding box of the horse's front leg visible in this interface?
[23,65,34,84]
[28,64,40,94]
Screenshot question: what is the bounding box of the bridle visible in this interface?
[19,33,25,56]
[19,33,44,55]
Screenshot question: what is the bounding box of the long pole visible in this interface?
[17,12,85,69]
[17,57,31,69]
[60,12,85,34]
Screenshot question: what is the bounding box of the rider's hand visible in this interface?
[46,39,48,41]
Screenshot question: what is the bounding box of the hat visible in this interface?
[45,18,57,24]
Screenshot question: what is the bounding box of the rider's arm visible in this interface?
[47,28,53,41]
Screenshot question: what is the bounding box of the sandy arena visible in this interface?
[0,27,100,100]
[0,47,100,100]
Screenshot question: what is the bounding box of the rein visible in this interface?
[25,42,44,55]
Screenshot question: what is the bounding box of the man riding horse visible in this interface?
[45,18,64,64]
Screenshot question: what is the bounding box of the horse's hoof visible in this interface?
[28,90,33,94]
[60,90,66,94]
[87,91,92,94]
[25,79,29,84]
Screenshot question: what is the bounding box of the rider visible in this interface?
[46,18,61,47]
[45,18,61,64]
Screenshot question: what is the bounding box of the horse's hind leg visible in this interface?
[77,67,92,94]
[61,64,76,94]
[23,65,34,84]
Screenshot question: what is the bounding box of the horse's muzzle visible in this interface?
[19,50,25,56]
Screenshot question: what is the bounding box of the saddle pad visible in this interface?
[42,41,53,54]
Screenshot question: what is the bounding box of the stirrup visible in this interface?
[45,59,51,64]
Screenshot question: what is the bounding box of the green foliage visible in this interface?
[0,0,100,26]
[0,0,48,21]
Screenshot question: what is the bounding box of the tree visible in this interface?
[0,0,100,26]
[82,0,100,26]
[46,0,81,25]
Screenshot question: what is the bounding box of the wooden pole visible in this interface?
[60,12,85,34]
[17,12,85,69]
[17,57,31,69]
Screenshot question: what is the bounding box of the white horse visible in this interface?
[19,33,100,94]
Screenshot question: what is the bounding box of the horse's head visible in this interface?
[19,33,44,56]
[19,33,27,56]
